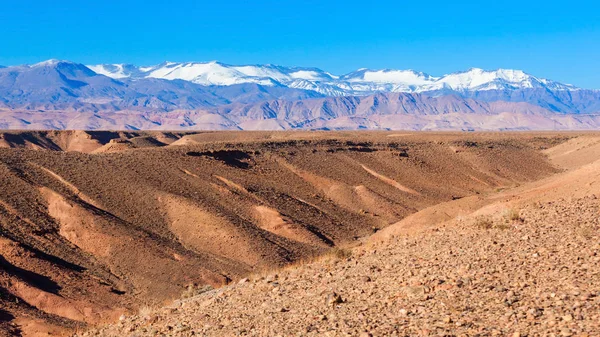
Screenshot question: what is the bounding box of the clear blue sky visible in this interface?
[1,0,599,88]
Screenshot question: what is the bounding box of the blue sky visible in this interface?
[1,0,599,88]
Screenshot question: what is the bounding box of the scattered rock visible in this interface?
[81,195,600,337]
[325,292,344,306]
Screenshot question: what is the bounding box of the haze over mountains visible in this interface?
[1,59,599,130]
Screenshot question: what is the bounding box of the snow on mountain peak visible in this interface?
[32,59,70,67]
[343,69,436,85]
[424,67,574,92]
[84,61,579,95]
[88,64,130,79]
[146,61,236,83]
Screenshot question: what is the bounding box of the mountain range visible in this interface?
[0,59,599,130]
[89,61,578,96]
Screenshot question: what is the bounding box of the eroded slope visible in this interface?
[0,131,566,335]
[82,134,600,337]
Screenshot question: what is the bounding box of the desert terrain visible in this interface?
[0,130,598,336]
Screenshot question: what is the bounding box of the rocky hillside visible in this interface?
[0,131,569,336]
[80,135,600,337]
[83,196,600,337]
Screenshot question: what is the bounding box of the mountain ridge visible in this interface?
[3,92,600,131]
[87,61,581,95]
[0,60,323,111]
[1,60,600,131]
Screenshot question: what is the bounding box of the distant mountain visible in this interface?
[1,59,599,131]
[421,68,577,92]
[86,61,600,115]
[209,92,554,129]
[89,61,581,97]
[0,60,130,110]
[87,63,147,79]
[0,60,322,111]
[89,61,337,87]
[461,88,600,115]
[2,92,600,131]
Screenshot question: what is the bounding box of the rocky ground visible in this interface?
[1,131,567,336]
[81,194,600,337]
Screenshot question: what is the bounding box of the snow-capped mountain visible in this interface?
[0,60,322,111]
[1,59,600,131]
[418,68,579,92]
[2,59,597,115]
[88,61,579,96]
[87,63,147,79]
[89,61,337,87]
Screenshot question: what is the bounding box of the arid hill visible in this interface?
[0,131,584,336]
[84,134,600,337]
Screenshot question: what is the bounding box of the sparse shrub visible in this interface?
[474,216,494,229]
[181,284,213,299]
[494,223,511,230]
[138,305,153,318]
[474,212,516,230]
[463,141,478,148]
[503,208,522,222]
[330,247,353,260]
